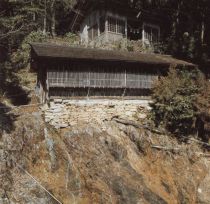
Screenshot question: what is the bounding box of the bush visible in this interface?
[150,67,207,136]
[64,32,80,45]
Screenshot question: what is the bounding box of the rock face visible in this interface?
[0,106,210,204]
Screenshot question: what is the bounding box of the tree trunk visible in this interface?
[51,9,56,37]
[31,0,36,21]
[43,0,47,35]
[172,0,183,37]
[50,0,56,37]
[201,19,205,45]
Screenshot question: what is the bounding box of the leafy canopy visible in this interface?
[150,66,206,136]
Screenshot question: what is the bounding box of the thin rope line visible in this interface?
[16,163,63,204]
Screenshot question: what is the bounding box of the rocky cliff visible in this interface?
[0,103,210,204]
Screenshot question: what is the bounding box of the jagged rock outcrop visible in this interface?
[0,107,209,204]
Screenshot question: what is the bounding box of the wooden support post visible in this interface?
[125,67,127,88]
[87,87,90,99]
[122,88,127,98]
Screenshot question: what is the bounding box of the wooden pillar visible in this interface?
[105,13,108,43]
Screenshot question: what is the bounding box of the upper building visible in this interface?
[70,0,164,48]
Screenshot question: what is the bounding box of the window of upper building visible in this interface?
[107,16,126,35]
[143,23,160,44]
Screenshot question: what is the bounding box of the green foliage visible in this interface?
[150,67,206,135]
[127,41,139,52]
[63,32,80,45]
[11,31,47,70]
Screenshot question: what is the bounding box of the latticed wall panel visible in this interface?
[47,62,158,90]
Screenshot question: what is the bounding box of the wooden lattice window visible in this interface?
[108,17,116,33]
[117,19,125,35]
[108,16,125,34]
[143,24,159,44]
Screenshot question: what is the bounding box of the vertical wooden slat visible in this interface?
[46,60,158,98]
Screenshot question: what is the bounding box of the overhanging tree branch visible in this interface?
[0,25,24,40]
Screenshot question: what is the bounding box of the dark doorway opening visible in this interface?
[127,20,142,41]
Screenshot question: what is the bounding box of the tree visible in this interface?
[160,0,210,62]
[150,66,207,137]
[194,82,210,142]
[133,0,210,63]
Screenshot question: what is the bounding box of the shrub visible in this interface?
[64,32,79,43]
[150,66,206,136]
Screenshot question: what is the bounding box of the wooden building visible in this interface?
[71,0,165,47]
[30,43,194,103]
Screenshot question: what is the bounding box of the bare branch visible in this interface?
[0,25,24,40]
[152,145,180,151]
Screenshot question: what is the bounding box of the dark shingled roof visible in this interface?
[31,43,195,67]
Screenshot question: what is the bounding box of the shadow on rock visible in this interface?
[0,102,17,134]
[4,82,30,106]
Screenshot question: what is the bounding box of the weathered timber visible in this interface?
[152,145,180,151]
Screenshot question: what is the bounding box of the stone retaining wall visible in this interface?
[42,99,150,129]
